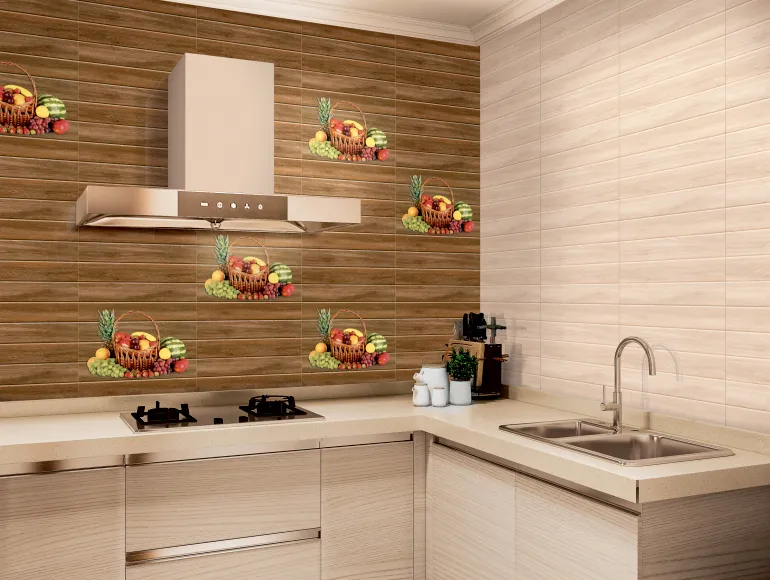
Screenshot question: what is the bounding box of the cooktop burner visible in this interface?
[239,395,307,418]
[132,401,197,426]
[120,395,323,433]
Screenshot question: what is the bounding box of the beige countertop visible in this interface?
[1,395,769,504]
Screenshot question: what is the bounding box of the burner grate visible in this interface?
[132,401,197,427]
[239,395,307,418]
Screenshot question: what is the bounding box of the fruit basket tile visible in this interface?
[87,310,190,380]
[204,235,295,302]
[402,175,475,236]
[309,309,390,371]
[1,61,70,137]
[309,98,390,163]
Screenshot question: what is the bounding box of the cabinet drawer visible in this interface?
[126,450,320,551]
[0,467,125,580]
[127,539,320,580]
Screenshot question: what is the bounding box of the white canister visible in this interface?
[412,383,431,407]
[431,385,448,407]
[414,364,449,389]
[449,380,472,406]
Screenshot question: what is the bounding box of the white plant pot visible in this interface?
[449,380,472,406]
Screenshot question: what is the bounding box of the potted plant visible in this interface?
[445,348,477,405]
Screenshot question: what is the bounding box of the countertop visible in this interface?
[1,395,769,503]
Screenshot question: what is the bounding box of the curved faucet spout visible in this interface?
[603,337,657,432]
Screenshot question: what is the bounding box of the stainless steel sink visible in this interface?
[500,419,615,439]
[564,432,734,466]
[499,420,734,466]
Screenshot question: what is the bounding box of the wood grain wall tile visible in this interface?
[0,0,478,399]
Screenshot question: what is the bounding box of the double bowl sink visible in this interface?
[499,420,734,466]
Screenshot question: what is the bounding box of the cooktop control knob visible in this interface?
[213,417,224,425]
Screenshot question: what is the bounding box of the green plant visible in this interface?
[446,347,477,382]
[214,234,230,269]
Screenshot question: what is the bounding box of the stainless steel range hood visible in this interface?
[75,53,361,234]
[76,187,360,233]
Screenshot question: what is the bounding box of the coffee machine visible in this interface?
[445,312,508,400]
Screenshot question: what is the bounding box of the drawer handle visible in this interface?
[126,528,320,565]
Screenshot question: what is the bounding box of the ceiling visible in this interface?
[171,0,560,44]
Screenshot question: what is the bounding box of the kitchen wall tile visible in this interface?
[483,0,770,433]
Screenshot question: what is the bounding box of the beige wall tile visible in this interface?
[481,0,770,432]
[541,180,620,211]
[482,35,541,80]
[543,0,621,46]
[620,159,726,198]
[619,281,726,305]
[542,34,619,84]
[542,283,620,303]
[541,241,619,265]
[726,406,770,433]
[481,16,541,60]
[726,281,770,306]
[726,72,770,109]
[541,221,620,247]
[620,86,725,135]
[620,135,725,177]
[621,0,725,50]
[726,0,770,34]
[726,306,770,330]
[621,62,725,113]
[541,320,620,344]
[620,233,725,261]
[620,14,726,73]
[620,208,725,240]
[620,37,725,93]
[620,257,725,283]
[726,97,770,132]
[726,380,770,411]
[620,184,725,219]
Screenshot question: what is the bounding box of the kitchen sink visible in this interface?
[499,419,615,439]
[499,420,734,466]
[564,432,734,466]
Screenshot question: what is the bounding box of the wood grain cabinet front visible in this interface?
[514,474,639,580]
[321,441,414,580]
[126,450,321,552]
[426,443,516,580]
[127,539,321,580]
[0,467,125,580]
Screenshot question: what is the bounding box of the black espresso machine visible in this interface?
[445,312,509,400]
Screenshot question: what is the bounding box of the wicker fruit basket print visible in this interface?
[308,97,390,163]
[310,309,390,370]
[401,175,476,236]
[0,61,70,136]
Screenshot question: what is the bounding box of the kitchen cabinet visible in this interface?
[0,467,125,580]
[126,449,320,551]
[426,443,516,580]
[425,443,638,580]
[321,441,414,580]
[515,474,638,580]
[127,538,320,580]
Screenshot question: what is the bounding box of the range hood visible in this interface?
[75,53,360,233]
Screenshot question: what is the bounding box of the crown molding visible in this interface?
[168,0,477,44]
[471,0,562,43]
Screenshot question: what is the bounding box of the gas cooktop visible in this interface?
[120,395,323,433]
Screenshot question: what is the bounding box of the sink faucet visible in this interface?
[602,337,656,433]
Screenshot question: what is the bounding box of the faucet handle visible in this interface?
[600,384,619,411]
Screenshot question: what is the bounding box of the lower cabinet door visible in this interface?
[321,441,414,580]
[426,444,516,580]
[0,467,125,580]
[515,474,639,580]
[127,539,321,580]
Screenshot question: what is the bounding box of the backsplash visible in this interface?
[0,0,480,400]
[481,0,770,432]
